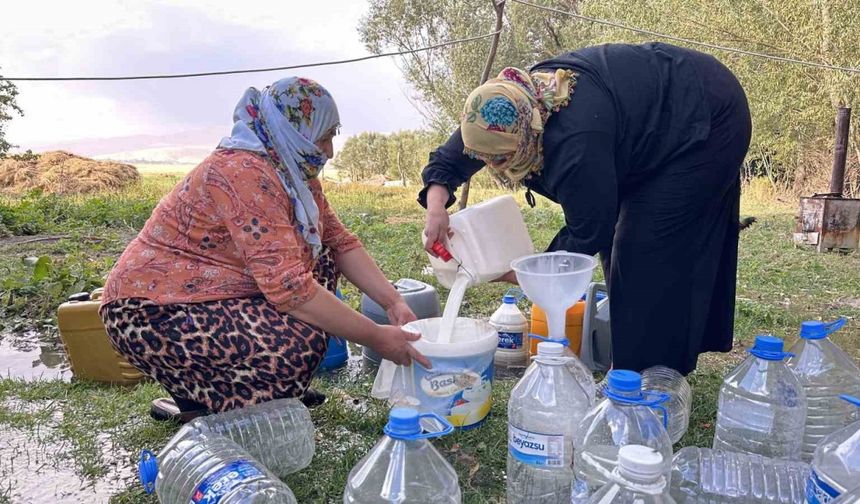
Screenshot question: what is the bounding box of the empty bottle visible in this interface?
[670,446,810,503]
[807,395,860,504]
[491,292,530,371]
[507,342,593,503]
[641,366,693,444]
[139,427,297,504]
[531,334,597,404]
[588,445,676,504]
[573,370,673,502]
[831,485,860,504]
[190,398,315,479]
[713,335,806,460]
[787,318,860,462]
[344,407,460,503]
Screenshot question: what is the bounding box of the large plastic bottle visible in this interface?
[669,446,810,503]
[641,366,692,445]
[787,318,860,462]
[831,485,860,504]
[807,395,860,504]
[490,293,530,370]
[573,370,673,501]
[507,342,593,503]
[588,445,676,504]
[530,334,597,404]
[139,428,297,504]
[344,407,461,503]
[713,335,807,460]
[190,398,315,479]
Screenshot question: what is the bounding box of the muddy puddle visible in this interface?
[0,400,134,503]
[0,325,70,381]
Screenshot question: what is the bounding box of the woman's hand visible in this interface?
[386,299,417,326]
[492,270,519,284]
[371,325,432,368]
[424,184,452,256]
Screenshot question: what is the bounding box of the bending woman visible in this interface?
[421,43,751,375]
[101,77,428,421]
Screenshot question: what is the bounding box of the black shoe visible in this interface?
[149,397,210,424]
[300,388,327,408]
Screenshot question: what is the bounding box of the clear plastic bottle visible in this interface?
[573,370,673,502]
[507,342,593,503]
[831,485,860,504]
[640,366,692,445]
[786,318,860,462]
[139,428,297,504]
[344,407,461,503]
[713,335,806,460]
[669,446,810,503]
[588,445,676,504]
[491,293,530,371]
[531,334,597,404]
[190,398,315,479]
[807,395,860,503]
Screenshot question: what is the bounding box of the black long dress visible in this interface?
[418,42,751,375]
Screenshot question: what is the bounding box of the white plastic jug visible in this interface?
[426,195,534,288]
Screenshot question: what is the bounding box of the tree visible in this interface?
[0,68,22,157]
[332,129,452,185]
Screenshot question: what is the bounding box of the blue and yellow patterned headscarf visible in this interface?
[219,77,339,258]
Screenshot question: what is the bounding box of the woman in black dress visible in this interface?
[420,42,751,375]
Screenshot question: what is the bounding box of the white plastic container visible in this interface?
[713,335,807,460]
[343,407,460,503]
[807,395,860,503]
[371,317,499,429]
[426,195,534,288]
[507,342,593,503]
[589,445,676,504]
[490,293,529,369]
[786,318,860,462]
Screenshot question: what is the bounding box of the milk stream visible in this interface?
[437,270,472,344]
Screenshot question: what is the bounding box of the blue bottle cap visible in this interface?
[749,335,791,360]
[385,407,422,438]
[503,295,516,304]
[607,370,642,393]
[800,319,846,340]
[138,449,158,494]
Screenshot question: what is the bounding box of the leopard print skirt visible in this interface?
[99,248,338,413]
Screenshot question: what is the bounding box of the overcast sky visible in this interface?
[0,0,427,152]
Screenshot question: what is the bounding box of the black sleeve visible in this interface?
[417,128,485,209]
[546,130,618,256]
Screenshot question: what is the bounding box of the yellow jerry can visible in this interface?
[57,288,145,384]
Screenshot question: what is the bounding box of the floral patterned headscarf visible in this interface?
[461,67,576,186]
[218,77,340,258]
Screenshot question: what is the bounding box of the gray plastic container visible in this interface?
[360,278,441,365]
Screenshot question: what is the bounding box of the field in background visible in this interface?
[0,174,857,503]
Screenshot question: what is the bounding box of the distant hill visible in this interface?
[94,145,213,165]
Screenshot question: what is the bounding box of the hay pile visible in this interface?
[0,151,140,195]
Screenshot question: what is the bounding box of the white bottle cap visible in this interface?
[618,445,664,481]
[537,342,564,357]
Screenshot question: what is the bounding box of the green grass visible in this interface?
[0,177,858,503]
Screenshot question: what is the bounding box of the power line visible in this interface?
[2,29,503,82]
[511,0,860,75]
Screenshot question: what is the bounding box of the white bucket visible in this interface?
[371,317,498,429]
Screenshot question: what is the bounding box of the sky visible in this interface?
[0,0,427,154]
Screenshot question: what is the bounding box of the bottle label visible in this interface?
[190,460,263,503]
[497,331,524,350]
[806,470,841,504]
[508,424,565,467]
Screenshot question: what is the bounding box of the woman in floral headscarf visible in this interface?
[420,43,751,376]
[101,77,429,421]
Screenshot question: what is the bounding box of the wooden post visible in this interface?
[459,0,506,210]
[830,107,851,196]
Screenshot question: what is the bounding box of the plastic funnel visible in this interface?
[511,252,597,340]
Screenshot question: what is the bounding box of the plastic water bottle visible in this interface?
[641,366,692,445]
[807,395,860,503]
[831,485,860,504]
[344,407,461,503]
[669,446,810,503]
[713,335,806,460]
[531,334,597,404]
[490,292,529,370]
[588,445,675,504]
[787,318,860,462]
[139,428,297,504]
[573,370,673,502]
[507,342,593,503]
[190,398,315,479]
